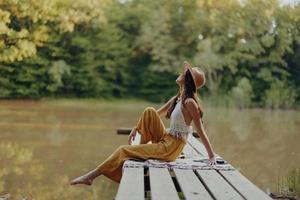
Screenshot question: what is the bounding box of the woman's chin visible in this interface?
[176,80,183,86]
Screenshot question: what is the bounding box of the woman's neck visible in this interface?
[179,88,184,100]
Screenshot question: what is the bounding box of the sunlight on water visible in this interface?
[0,100,299,199]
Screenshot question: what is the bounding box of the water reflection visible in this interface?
[205,107,300,193]
[46,122,67,146]
[0,100,299,199]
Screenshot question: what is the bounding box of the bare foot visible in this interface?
[70,175,93,186]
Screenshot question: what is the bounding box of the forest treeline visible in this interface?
[0,0,299,108]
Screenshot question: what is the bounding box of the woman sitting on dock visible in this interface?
[70,61,217,185]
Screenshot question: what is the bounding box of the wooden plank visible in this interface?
[117,128,132,135]
[182,141,201,158]
[115,167,144,200]
[189,135,222,158]
[174,169,213,200]
[196,169,244,200]
[188,135,207,156]
[219,170,272,200]
[149,167,180,200]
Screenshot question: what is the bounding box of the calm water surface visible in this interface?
[0,100,299,199]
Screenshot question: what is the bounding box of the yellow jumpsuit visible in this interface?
[95,107,187,183]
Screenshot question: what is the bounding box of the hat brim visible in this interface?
[183,61,197,89]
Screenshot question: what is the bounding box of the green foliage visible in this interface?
[138,70,178,102]
[231,77,253,109]
[278,168,300,197]
[0,0,107,62]
[0,0,300,108]
[285,44,300,103]
[47,60,71,92]
[0,55,50,98]
[264,79,297,109]
[286,168,300,196]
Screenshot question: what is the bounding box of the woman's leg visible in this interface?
[135,107,166,144]
[69,169,99,185]
[70,137,186,185]
[70,142,167,185]
[70,107,167,185]
[94,142,171,183]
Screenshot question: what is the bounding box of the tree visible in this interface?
[0,0,106,62]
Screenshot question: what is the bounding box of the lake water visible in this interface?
[0,100,299,199]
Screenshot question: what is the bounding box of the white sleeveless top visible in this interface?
[166,99,193,140]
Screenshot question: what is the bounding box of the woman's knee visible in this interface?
[144,107,156,114]
[116,145,127,152]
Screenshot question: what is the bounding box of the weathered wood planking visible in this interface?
[149,167,180,200]
[188,135,222,158]
[190,135,272,199]
[115,168,144,200]
[116,129,272,200]
[187,134,206,155]
[182,140,202,158]
[196,169,244,200]
[174,169,213,200]
[219,170,272,200]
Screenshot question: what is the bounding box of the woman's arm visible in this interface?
[185,98,215,158]
[156,96,176,117]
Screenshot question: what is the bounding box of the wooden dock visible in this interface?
[115,129,272,200]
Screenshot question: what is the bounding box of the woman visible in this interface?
[70,61,216,186]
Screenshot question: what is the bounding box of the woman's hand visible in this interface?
[128,127,137,145]
[208,154,217,165]
[183,60,191,68]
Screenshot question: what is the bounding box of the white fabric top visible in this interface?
[166,99,193,139]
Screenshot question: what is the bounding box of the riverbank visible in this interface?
[1,96,299,110]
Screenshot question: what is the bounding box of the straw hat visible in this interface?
[183,61,206,89]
